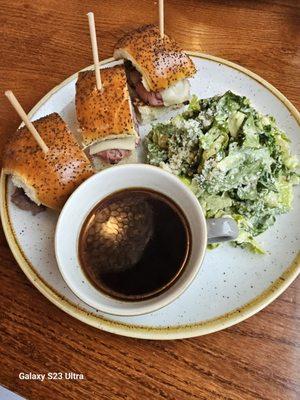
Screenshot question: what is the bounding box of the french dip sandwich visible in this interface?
[114,24,197,123]
[3,113,94,214]
[76,64,139,169]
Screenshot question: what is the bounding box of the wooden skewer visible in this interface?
[87,12,103,91]
[5,90,49,153]
[159,0,164,38]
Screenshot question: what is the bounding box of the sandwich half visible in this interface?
[76,64,139,169]
[114,24,197,123]
[2,113,94,213]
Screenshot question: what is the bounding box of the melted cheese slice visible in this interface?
[89,136,136,155]
[160,79,191,106]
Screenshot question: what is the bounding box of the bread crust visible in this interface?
[114,24,196,92]
[76,65,137,147]
[3,113,94,210]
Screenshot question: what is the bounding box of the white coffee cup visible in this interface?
[55,164,238,316]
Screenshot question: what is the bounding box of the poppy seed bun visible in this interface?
[114,24,196,92]
[3,113,94,210]
[76,65,138,147]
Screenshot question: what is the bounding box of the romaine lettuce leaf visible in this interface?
[228,111,245,137]
[242,114,260,148]
[231,215,265,254]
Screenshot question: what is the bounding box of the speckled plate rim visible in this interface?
[1,52,299,340]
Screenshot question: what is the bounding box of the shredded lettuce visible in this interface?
[145,91,299,253]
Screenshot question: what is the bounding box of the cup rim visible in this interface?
[55,164,207,316]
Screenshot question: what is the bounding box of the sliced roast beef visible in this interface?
[11,188,46,215]
[94,149,132,164]
[134,82,164,106]
[129,69,141,86]
[128,67,163,107]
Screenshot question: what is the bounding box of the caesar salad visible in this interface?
[145,91,299,253]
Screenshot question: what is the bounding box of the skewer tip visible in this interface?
[5,90,13,98]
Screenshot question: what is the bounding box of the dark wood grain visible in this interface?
[0,1,299,399]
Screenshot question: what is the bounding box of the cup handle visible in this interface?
[206,218,239,244]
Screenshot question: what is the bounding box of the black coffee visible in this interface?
[78,188,191,301]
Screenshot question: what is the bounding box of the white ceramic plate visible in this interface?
[1,53,299,339]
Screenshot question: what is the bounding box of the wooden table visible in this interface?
[0,1,299,399]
